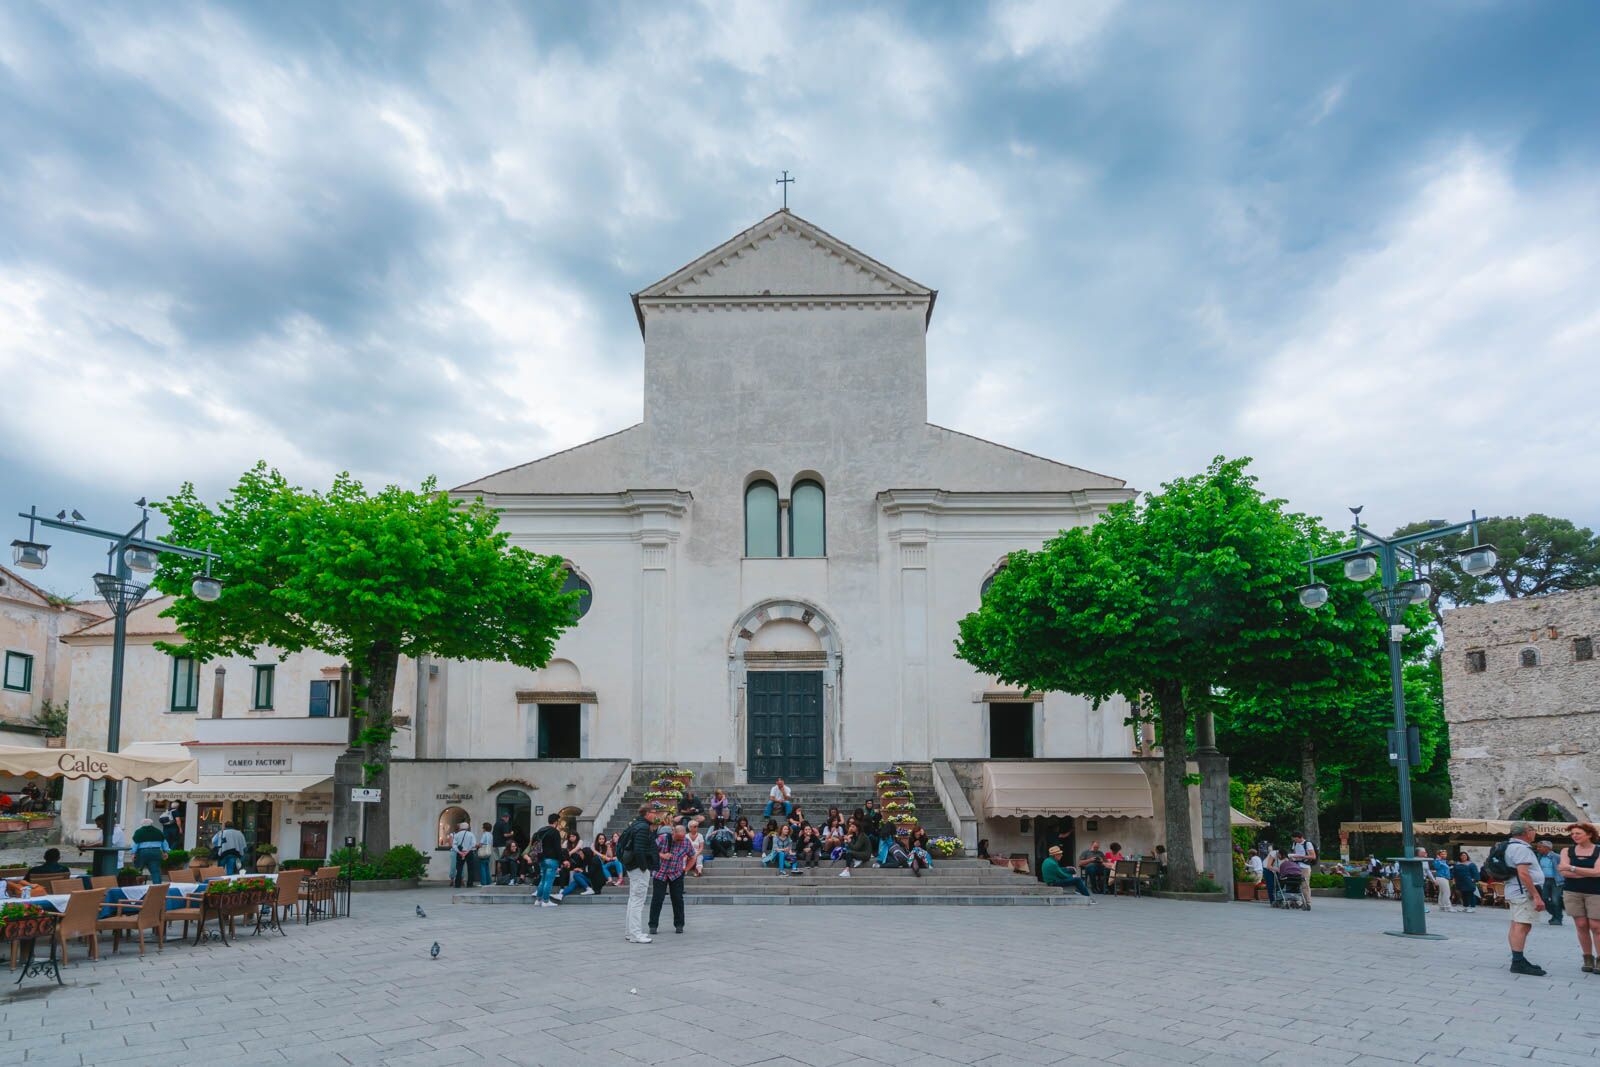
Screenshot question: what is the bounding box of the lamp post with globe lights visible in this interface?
[12,501,221,875]
[1296,507,1496,938]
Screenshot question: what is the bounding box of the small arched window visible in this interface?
[1520,648,1540,668]
[745,480,779,557]
[789,480,826,557]
[560,566,593,620]
[980,560,1007,599]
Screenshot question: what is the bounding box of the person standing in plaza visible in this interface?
[1556,822,1600,973]
[1536,840,1564,926]
[531,813,566,906]
[1502,822,1548,976]
[649,822,695,935]
[131,818,167,885]
[476,821,495,888]
[1452,851,1480,912]
[213,821,247,875]
[1429,849,1458,912]
[620,805,660,943]
[449,820,476,889]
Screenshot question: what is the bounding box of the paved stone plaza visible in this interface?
[3,889,1596,1066]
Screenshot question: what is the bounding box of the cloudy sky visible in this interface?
[2,1,1596,594]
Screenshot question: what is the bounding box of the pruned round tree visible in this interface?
[956,457,1387,890]
[150,463,580,852]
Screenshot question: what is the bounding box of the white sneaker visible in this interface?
[627,934,652,943]
[839,869,851,878]
[581,888,595,896]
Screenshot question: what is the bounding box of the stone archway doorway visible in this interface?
[729,600,842,785]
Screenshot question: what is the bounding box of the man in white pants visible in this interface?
[619,805,661,944]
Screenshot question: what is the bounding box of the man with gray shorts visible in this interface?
[1504,822,1547,976]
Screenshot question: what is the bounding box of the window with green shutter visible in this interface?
[252,665,275,709]
[2,651,32,693]
[170,656,200,712]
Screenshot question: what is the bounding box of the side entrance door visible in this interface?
[299,820,328,861]
[747,671,823,783]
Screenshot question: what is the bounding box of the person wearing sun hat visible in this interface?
[1042,844,1093,900]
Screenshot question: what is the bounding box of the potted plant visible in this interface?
[929,836,964,859]
[1232,852,1259,901]
[253,842,279,873]
[32,699,68,750]
[116,865,147,888]
[164,849,190,872]
[188,846,211,872]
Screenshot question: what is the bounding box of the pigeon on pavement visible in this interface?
[416,905,426,917]
[430,942,440,959]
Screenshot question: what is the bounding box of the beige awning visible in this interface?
[981,761,1154,818]
[1341,819,1573,839]
[1231,807,1265,828]
[145,774,331,801]
[0,744,198,784]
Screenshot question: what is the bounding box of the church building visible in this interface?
[383,210,1187,869]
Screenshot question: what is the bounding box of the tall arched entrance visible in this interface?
[729,599,842,785]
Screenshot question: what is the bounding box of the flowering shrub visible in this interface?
[879,788,912,799]
[0,901,44,925]
[874,766,903,778]
[667,769,695,779]
[929,837,963,858]
[644,790,683,805]
[884,813,919,827]
[881,801,917,814]
[876,777,909,793]
[205,876,273,896]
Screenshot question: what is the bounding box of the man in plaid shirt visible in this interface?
[649,823,695,935]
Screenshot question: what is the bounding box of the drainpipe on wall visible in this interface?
[413,655,430,758]
[210,666,226,719]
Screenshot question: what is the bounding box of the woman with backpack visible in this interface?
[1556,822,1600,974]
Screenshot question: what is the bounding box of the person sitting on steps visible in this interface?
[1042,845,1093,900]
[733,817,754,855]
[764,779,793,818]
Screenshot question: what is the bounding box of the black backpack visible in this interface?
[1481,840,1515,881]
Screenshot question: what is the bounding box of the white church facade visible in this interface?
[431,210,1139,783]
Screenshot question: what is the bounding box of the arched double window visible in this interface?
[789,480,825,557]
[745,480,779,557]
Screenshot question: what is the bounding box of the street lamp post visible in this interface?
[12,502,220,877]
[1296,508,1496,939]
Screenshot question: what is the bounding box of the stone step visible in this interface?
[456,892,1081,907]
[453,884,1078,905]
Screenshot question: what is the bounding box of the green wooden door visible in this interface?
[747,671,824,783]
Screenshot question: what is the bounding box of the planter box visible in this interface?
[27,819,54,830]
[44,737,65,749]
[0,823,24,833]
[1152,889,1231,903]
[349,877,418,893]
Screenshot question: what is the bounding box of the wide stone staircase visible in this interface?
[454,762,1080,907]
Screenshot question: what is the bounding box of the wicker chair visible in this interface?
[88,875,117,890]
[270,870,304,927]
[163,887,206,942]
[196,866,226,881]
[55,889,105,965]
[96,885,167,955]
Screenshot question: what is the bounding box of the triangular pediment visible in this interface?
[636,211,932,300]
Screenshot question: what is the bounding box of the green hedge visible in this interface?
[1308,873,1344,889]
[280,859,323,872]
[327,844,430,881]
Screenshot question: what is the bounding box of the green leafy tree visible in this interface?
[1393,514,1600,624]
[957,457,1330,889]
[151,463,579,852]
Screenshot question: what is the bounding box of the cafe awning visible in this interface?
[1231,807,1265,829]
[144,774,332,801]
[1340,818,1573,839]
[0,744,198,784]
[981,761,1155,818]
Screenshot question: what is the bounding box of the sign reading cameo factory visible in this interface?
[223,752,293,773]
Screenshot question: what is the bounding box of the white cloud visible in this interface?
[1239,143,1600,527]
[986,0,1122,76]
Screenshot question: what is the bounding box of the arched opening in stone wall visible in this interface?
[1511,796,1576,823]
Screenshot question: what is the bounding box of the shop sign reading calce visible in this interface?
[224,753,293,773]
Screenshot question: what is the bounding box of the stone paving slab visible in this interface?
[2,888,1596,1065]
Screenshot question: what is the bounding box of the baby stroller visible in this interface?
[1275,868,1308,910]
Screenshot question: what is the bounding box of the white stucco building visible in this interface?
[437,211,1139,782]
